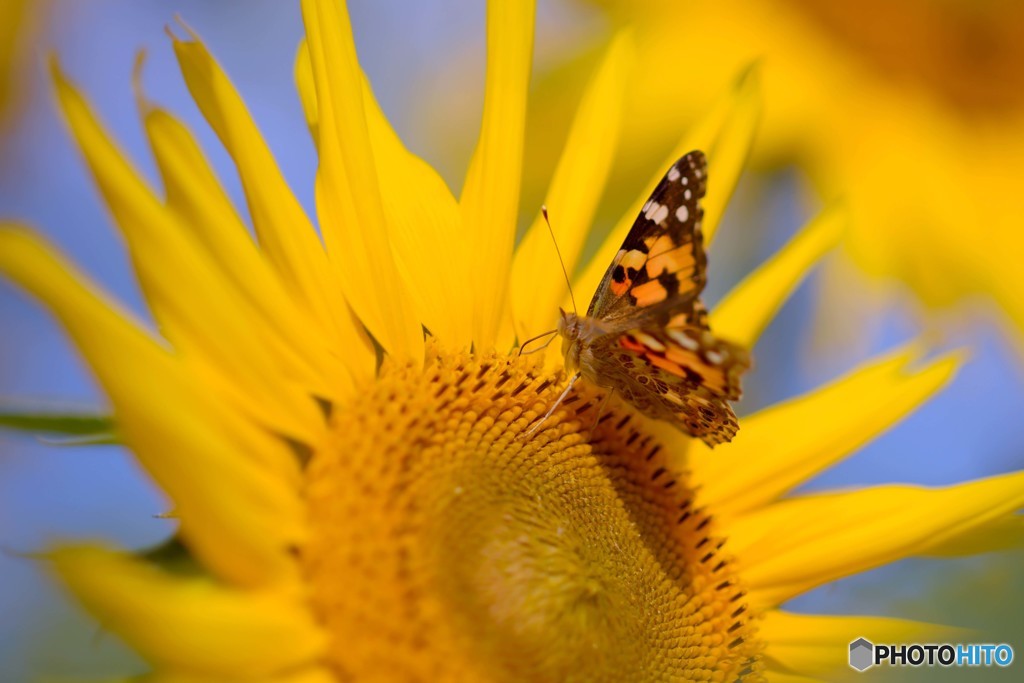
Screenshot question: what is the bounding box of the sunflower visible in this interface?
[0,0,44,135]
[2,1,1023,681]
[508,0,1024,352]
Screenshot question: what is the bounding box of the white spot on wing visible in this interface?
[652,204,669,224]
[684,189,692,200]
[645,201,669,224]
[668,329,699,351]
[675,205,689,223]
[667,166,681,182]
[634,332,666,352]
[705,350,723,365]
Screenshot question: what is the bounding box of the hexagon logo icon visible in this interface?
[849,637,875,672]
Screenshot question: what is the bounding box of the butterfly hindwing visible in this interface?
[590,323,750,445]
[588,151,708,328]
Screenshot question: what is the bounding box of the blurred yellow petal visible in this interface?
[460,0,536,348]
[52,545,324,677]
[140,100,349,402]
[511,31,632,342]
[0,0,40,135]
[683,63,763,246]
[301,0,423,361]
[574,66,762,301]
[144,670,337,683]
[295,38,468,344]
[294,40,319,145]
[52,63,324,441]
[0,228,304,586]
[761,611,961,680]
[0,0,29,107]
[731,471,1024,608]
[711,204,845,348]
[169,27,374,381]
[690,345,959,519]
[765,674,823,683]
[926,514,1024,557]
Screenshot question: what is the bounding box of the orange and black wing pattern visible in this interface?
[578,151,751,446]
[588,151,708,328]
[591,324,750,446]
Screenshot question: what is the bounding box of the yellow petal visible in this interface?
[52,545,324,677]
[511,30,632,342]
[169,27,374,383]
[301,0,424,361]
[0,228,304,586]
[764,674,824,683]
[52,62,327,442]
[0,0,32,122]
[144,670,337,683]
[711,203,845,348]
[294,38,469,345]
[140,101,350,402]
[573,64,762,302]
[689,345,959,518]
[730,471,1024,609]
[761,611,962,680]
[361,76,469,346]
[294,40,319,145]
[683,63,762,246]
[926,513,1024,557]
[460,0,536,348]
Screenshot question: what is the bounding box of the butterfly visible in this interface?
[548,150,750,446]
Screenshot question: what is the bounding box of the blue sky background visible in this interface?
[1,2,1022,681]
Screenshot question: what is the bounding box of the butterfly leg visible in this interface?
[587,389,614,440]
[519,372,581,439]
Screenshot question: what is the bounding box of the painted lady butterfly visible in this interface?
[554,151,750,446]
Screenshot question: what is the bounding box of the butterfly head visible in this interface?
[557,308,583,373]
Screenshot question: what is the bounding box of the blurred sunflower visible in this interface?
[2,1,1024,682]
[519,0,1024,350]
[0,0,45,135]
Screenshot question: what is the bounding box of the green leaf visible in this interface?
[0,398,115,438]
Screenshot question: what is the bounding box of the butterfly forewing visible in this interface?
[588,151,708,328]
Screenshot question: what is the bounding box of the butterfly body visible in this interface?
[555,151,750,446]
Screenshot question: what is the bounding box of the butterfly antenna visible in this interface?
[541,205,578,315]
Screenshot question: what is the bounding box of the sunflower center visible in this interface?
[302,342,762,682]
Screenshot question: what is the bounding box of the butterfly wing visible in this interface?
[588,323,751,446]
[574,150,751,446]
[587,151,708,329]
